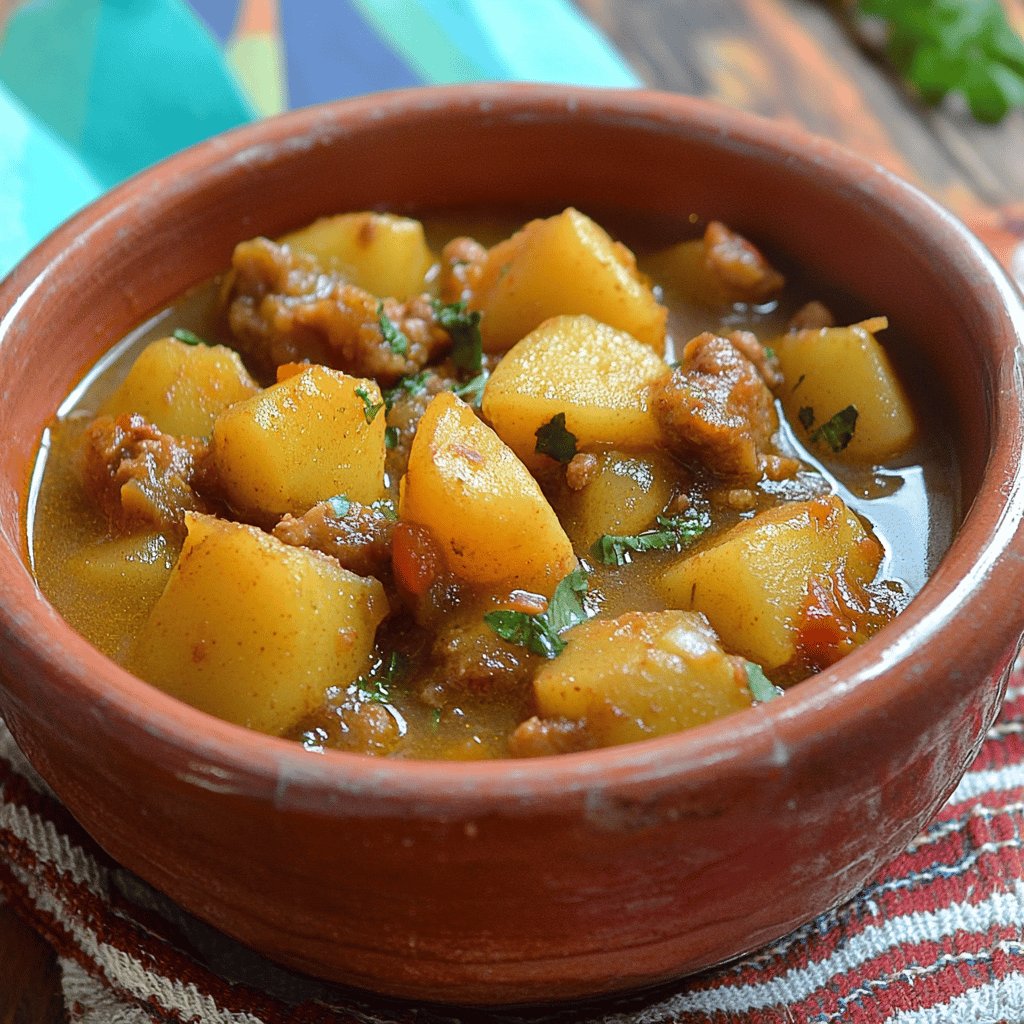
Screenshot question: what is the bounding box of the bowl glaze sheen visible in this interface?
[2,85,1024,1005]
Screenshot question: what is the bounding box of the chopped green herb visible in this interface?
[172,328,207,346]
[355,651,405,704]
[370,498,398,521]
[377,302,409,355]
[326,495,351,518]
[858,0,1024,123]
[383,370,430,411]
[451,370,489,407]
[534,412,578,464]
[595,511,711,567]
[355,385,384,424]
[483,567,591,659]
[385,425,400,449]
[798,406,815,430]
[667,359,682,370]
[745,661,783,703]
[763,346,776,360]
[432,298,483,373]
[811,405,858,453]
[430,707,443,729]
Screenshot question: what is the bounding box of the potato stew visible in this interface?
[28,208,959,758]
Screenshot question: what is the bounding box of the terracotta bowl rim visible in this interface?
[2,82,1024,808]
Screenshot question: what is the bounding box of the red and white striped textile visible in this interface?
[2,677,1024,1023]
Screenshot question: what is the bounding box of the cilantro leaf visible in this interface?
[355,651,405,704]
[745,661,783,703]
[432,299,482,373]
[172,328,207,346]
[451,370,489,408]
[370,498,398,520]
[811,405,858,453]
[595,511,710,567]
[377,302,409,355]
[355,385,384,424]
[859,0,1024,122]
[483,567,592,659]
[534,412,578,464]
[383,370,430,411]
[385,425,400,449]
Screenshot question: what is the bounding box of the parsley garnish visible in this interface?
[355,651,405,704]
[326,495,351,518]
[811,405,858,453]
[432,299,483,373]
[595,511,710,567]
[534,412,578,464]
[370,498,398,520]
[172,328,207,346]
[430,707,443,729]
[763,346,776,360]
[745,661,783,703]
[451,370,489,408]
[859,0,1024,123]
[798,406,815,430]
[377,302,409,355]
[384,425,400,449]
[483,567,590,659]
[355,385,384,424]
[383,370,430,411]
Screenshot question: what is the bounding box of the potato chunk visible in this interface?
[212,365,386,519]
[280,212,433,299]
[101,337,258,438]
[533,611,752,747]
[399,392,576,595]
[659,495,882,669]
[471,208,667,352]
[774,319,916,461]
[132,513,388,734]
[561,450,678,548]
[481,315,670,467]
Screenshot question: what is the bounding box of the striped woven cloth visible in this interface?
[2,672,1023,1022]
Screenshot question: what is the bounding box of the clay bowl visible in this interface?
[2,84,1024,1006]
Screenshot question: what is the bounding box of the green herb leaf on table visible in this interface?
[377,302,410,355]
[355,385,384,424]
[534,412,578,464]
[484,567,591,659]
[859,0,1024,123]
[432,299,483,373]
[595,511,711,567]
[172,328,207,346]
[745,661,783,703]
[811,405,858,453]
[451,370,489,408]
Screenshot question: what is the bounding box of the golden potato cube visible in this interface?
[212,365,386,519]
[774,321,917,461]
[132,513,388,734]
[472,208,667,352]
[534,610,752,747]
[101,337,258,438]
[481,315,670,466]
[280,212,433,298]
[399,392,576,595]
[561,450,678,548]
[642,239,730,309]
[659,495,882,669]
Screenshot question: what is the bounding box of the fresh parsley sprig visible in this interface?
[432,299,483,373]
[484,567,591,659]
[451,370,489,408]
[377,302,410,355]
[534,412,578,464]
[595,511,710,567]
[355,385,384,423]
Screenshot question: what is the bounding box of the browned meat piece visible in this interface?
[227,237,451,384]
[383,370,455,485]
[299,699,401,756]
[704,221,785,305]
[507,717,592,758]
[726,329,783,390]
[422,618,535,701]
[438,236,488,304]
[272,498,395,578]
[81,413,210,533]
[653,332,786,484]
[565,452,599,491]
[788,300,835,332]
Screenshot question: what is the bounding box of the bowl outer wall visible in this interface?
[1,85,1023,1003]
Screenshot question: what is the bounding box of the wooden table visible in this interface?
[2,1,1021,1018]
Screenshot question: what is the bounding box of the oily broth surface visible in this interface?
[27,210,961,758]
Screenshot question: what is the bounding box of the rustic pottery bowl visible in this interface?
[1,84,1024,1006]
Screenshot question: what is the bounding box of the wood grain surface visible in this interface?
[1,1,1022,1020]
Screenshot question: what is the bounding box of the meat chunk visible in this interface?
[565,452,599,491]
[272,498,395,578]
[227,237,451,384]
[704,221,785,305]
[726,328,783,390]
[438,236,488,304]
[421,618,535,702]
[507,716,592,758]
[80,413,211,533]
[787,300,835,332]
[653,332,784,484]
